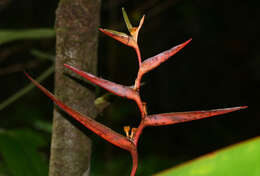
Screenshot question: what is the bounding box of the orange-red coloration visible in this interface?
[134,39,192,90]
[99,28,136,48]
[140,39,192,75]
[130,149,138,176]
[24,72,135,152]
[99,28,142,66]
[130,15,145,42]
[64,64,145,118]
[144,106,247,126]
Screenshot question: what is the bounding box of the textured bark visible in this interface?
[49,0,100,176]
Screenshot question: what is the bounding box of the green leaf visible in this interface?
[95,93,112,107]
[0,28,55,45]
[30,49,55,61]
[0,129,48,176]
[155,137,260,176]
[122,7,133,33]
[33,120,52,133]
[0,65,54,111]
[0,161,10,176]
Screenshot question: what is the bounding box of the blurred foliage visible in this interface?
[0,11,54,175]
[156,137,260,176]
[0,129,48,176]
[0,65,54,111]
[0,29,55,45]
[0,0,258,176]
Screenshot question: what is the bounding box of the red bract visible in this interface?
[144,106,248,127]
[64,64,146,118]
[134,38,192,90]
[140,39,192,75]
[98,28,136,48]
[25,8,247,176]
[24,72,135,152]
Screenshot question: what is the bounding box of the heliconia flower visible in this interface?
[134,39,192,90]
[64,64,146,118]
[144,106,248,127]
[24,7,248,176]
[122,7,145,42]
[24,72,135,152]
[99,8,145,67]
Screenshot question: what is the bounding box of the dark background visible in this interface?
[0,0,258,175]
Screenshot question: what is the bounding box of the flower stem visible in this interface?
[130,149,138,176]
[133,120,146,146]
[135,46,142,68]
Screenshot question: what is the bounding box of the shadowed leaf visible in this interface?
[0,29,55,45]
[0,65,54,111]
[24,72,135,152]
[94,93,112,113]
[144,106,247,126]
[0,129,48,176]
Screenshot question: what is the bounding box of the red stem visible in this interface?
[133,120,146,146]
[130,149,138,176]
[134,95,146,119]
[135,45,142,68]
[134,70,143,91]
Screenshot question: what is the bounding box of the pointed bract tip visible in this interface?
[185,38,192,45]
[140,14,145,22]
[24,71,33,80]
[230,106,248,110]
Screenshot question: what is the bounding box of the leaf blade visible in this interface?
[122,7,133,33]
[155,136,260,176]
[0,129,48,176]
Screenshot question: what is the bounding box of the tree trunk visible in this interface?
[49,0,100,176]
